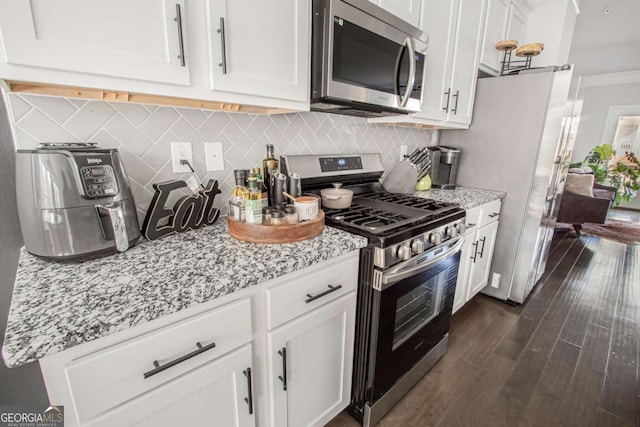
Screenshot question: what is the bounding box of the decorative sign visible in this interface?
[142,179,222,241]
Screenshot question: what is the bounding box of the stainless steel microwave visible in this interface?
[311,0,428,117]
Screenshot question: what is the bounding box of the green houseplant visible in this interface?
[582,143,640,206]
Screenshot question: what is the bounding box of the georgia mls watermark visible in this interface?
[0,406,64,427]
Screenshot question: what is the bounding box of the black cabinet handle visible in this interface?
[451,90,460,114]
[305,284,342,303]
[443,88,451,112]
[477,237,487,258]
[470,241,478,263]
[466,222,476,228]
[143,341,216,379]
[488,212,500,218]
[278,348,287,391]
[243,368,253,415]
[174,4,186,67]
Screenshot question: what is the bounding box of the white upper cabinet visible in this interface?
[371,0,424,28]
[0,0,190,85]
[478,0,529,76]
[370,0,485,129]
[206,0,310,103]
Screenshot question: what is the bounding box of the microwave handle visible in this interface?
[97,202,130,252]
[398,38,416,108]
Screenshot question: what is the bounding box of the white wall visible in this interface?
[524,0,578,67]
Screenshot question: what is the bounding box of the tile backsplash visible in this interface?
[6,93,433,223]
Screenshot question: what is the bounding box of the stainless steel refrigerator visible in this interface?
[440,67,577,304]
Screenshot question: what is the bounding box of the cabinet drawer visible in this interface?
[464,207,481,233]
[266,255,359,329]
[478,200,502,228]
[65,298,252,423]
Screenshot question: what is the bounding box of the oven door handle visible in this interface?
[381,238,464,286]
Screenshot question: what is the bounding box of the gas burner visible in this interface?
[360,192,459,214]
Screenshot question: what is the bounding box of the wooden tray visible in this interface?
[228,211,325,244]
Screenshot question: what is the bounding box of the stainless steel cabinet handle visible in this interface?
[278,347,287,391]
[488,212,500,218]
[451,90,460,114]
[143,341,216,378]
[217,17,227,74]
[443,88,451,112]
[305,284,342,303]
[470,241,478,263]
[466,222,476,228]
[243,368,254,414]
[477,237,487,258]
[174,4,186,67]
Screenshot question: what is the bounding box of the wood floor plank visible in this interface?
[596,408,634,427]
[522,339,582,426]
[599,315,638,423]
[617,245,640,323]
[559,323,612,427]
[559,239,626,346]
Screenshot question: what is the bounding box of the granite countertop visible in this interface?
[416,186,505,210]
[2,221,367,368]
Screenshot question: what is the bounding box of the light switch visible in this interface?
[204,142,225,171]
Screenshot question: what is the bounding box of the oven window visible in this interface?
[332,18,423,99]
[393,274,444,350]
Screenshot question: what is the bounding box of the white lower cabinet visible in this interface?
[453,200,501,313]
[38,252,360,427]
[268,293,356,427]
[86,344,255,427]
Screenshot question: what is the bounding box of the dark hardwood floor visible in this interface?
[328,210,639,426]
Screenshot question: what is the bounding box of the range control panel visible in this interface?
[80,165,119,198]
[319,156,363,172]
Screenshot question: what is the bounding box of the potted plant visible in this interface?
[582,143,640,206]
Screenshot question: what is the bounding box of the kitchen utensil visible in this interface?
[320,183,354,209]
[381,159,418,194]
[270,173,287,208]
[293,196,320,221]
[288,172,302,198]
[283,191,297,203]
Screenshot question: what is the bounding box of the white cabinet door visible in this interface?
[376,0,424,28]
[466,220,499,300]
[452,231,475,314]
[479,0,510,74]
[445,0,486,126]
[86,344,255,427]
[506,3,527,43]
[206,0,310,103]
[415,0,458,122]
[268,293,356,427]
[0,0,190,85]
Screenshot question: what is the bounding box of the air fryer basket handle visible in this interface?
[97,202,129,252]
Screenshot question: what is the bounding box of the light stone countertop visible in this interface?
[415,186,505,210]
[2,220,367,368]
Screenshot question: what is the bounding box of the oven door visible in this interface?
[370,238,463,401]
[314,0,427,112]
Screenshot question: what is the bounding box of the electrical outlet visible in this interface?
[204,142,225,171]
[400,144,408,160]
[171,142,193,173]
[490,272,501,288]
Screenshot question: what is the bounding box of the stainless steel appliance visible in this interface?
[440,67,575,304]
[311,0,428,117]
[16,143,140,261]
[427,146,461,189]
[281,153,465,426]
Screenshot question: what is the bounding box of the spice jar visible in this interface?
[284,206,298,224]
[270,210,284,226]
[262,206,274,225]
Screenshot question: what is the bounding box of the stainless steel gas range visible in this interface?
[281,153,465,426]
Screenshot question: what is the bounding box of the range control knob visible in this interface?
[429,232,442,246]
[455,222,466,234]
[396,244,412,261]
[411,239,425,254]
[445,226,458,238]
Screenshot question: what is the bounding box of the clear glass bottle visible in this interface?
[230,170,249,222]
[262,206,274,225]
[262,144,279,205]
[253,167,268,210]
[244,175,263,224]
[270,210,284,226]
